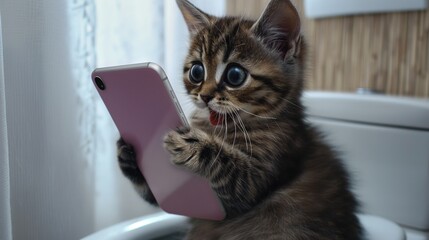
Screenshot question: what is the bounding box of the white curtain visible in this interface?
[0,14,13,240]
[0,0,95,239]
[0,0,225,239]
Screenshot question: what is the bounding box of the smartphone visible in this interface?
[91,63,225,220]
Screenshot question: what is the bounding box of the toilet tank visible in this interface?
[302,91,429,231]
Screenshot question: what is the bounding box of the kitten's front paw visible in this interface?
[163,127,209,168]
[117,138,145,184]
[117,138,158,205]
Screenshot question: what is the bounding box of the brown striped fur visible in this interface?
[117,0,363,239]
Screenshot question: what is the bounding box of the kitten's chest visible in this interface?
[187,216,263,240]
[186,221,233,240]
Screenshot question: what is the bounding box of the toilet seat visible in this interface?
[83,213,406,240]
[358,214,406,240]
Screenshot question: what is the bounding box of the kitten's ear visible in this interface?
[251,0,301,60]
[176,0,211,36]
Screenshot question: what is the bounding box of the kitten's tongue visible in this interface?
[209,109,224,126]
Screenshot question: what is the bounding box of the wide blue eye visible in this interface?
[189,63,205,84]
[225,65,247,87]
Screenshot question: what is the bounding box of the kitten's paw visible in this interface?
[116,138,158,205]
[163,127,209,167]
[117,138,145,184]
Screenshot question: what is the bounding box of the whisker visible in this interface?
[239,114,253,158]
[229,112,238,149]
[211,106,229,170]
[232,107,252,156]
[280,97,304,111]
[228,102,277,120]
[212,110,224,138]
[231,108,248,151]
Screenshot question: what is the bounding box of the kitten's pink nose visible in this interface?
[200,95,213,104]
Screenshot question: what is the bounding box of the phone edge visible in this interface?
[147,63,190,129]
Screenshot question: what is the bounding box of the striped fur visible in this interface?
[118,0,363,239]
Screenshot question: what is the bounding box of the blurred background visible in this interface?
[0,0,427,239]
[229,0,429,98]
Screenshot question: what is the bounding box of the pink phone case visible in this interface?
[92,63,225,220]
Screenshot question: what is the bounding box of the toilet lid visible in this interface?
[358,214,406,240]
[303,91,429,130]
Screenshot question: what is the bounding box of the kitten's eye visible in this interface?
[189,63,205,84]
[225,65,247,87]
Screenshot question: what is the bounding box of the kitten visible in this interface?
[117,0,363,239]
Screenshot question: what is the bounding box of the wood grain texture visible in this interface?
[227,0,429,98]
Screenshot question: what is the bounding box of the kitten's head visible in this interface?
[176,0,305,126]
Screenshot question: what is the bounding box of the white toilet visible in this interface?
[84,91,429,240]
[303,91,429,240]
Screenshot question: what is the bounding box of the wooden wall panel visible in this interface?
[227,0,429,98]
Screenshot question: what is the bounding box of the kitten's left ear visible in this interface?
[251,0,301,60]
[176,0,212,36]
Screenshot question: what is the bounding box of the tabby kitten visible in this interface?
[117,0,363,239]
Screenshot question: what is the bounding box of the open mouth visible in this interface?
[209,108,225,126]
